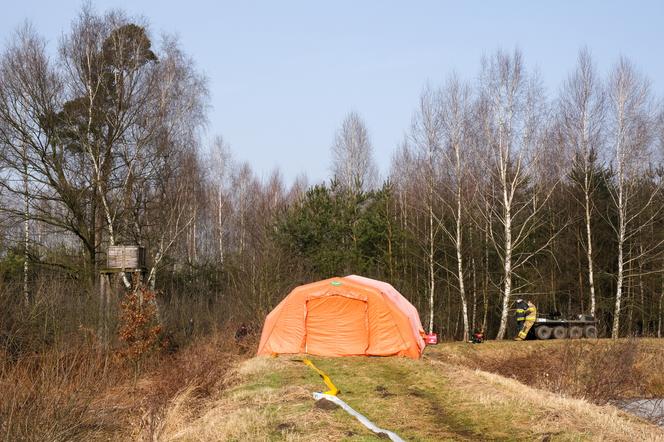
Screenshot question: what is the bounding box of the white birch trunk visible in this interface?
[565,52,601,320]
[496,205,513,340]
[611,98,626,339]
[581,103,597,318]
[428,201,435,334]
[496,120,514,340]
[612,183,625,339]
[101,191,132,289]
[606,58,655,339]
[658,271,663,338]
[82,46,131,290]
[455,186,469,341]
[482,208,489,333]
[584,171,597,317]
[658,293,662,339]
[657,273,664,338]
[23,148,29,306]
[638,244,645,332]
[471,257,477,330]
[218,188,224,265]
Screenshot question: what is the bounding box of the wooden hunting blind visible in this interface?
[107,245,146,270]
[99,245,148,346]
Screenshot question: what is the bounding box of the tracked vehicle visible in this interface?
[530,312,598,339]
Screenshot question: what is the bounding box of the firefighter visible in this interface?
[515,300,537,341]
[514,298,528,335]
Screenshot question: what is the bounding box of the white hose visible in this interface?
[313,392,406,442]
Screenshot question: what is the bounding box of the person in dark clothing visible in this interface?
[470,329,485,344]
[235,323,249,342]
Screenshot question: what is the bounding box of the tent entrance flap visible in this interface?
[305,295,368,356]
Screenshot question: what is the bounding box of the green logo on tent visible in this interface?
[331,281,342,286]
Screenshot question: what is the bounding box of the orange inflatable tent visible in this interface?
[257,275,426,359]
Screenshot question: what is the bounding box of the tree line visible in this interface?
[1,7,663,355]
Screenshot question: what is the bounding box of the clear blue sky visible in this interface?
[2,1,663,184]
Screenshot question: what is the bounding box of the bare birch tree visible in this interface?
[21,142,30,304]
[331,111,378,195]
[559,48,605,317]
[208,136,233,265]
[477,49,558,339]
[606,57,660,338]
[145,151,200,291]
[439,75,473,341]
[410,85,443,334]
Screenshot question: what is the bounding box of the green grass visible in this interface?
[217,355,539,441]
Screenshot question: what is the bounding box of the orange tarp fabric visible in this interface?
[257,275,426,359]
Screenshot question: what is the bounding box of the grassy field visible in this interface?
[159,339,664,441]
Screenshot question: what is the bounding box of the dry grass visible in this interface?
[426,338,664,402]
[0,327,248,441]
[102,328,248,441]
[0,344,125,441]
[429,358,663,441]
[159,357,352,442]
